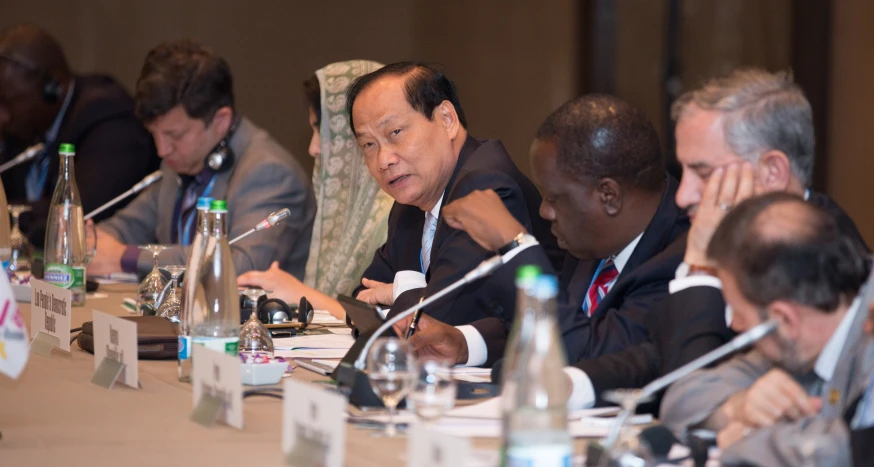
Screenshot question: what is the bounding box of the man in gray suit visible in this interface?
[661,192,874,466]
[87,40,315,277]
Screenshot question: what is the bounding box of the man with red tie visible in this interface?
[399,94,690,375]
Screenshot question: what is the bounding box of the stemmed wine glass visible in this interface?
[367,337,417,437]
[407,358,456,426]
[8,205,33,277]
[599,389,654,466]
[157,265,186,322]
[137,244,169,315]
[239,287,274,358]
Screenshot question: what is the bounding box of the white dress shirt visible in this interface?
[391,195,444,301]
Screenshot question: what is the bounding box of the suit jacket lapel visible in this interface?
[821,304,871,417]
[591,176,686,317]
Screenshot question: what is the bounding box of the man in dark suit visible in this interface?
[399,95,690,375]
[0,25,159,246]
[846,301,874,466]
[570,69,869,413]
[347,62,561,348]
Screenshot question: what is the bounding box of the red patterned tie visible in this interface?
[581,258,619,317]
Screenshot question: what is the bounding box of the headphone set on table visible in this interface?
[0,49,63,102]
[239,290,315,329]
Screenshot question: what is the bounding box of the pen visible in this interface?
[404,297,426,339]
[295,360,334,376]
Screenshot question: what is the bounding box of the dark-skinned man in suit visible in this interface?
[398,95,691,401]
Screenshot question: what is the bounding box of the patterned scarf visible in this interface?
[303,60,394,297]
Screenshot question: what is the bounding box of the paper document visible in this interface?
[312,310,346,325]
[273,333,354,359]
[443,396,620,421]
[451,367,493,383]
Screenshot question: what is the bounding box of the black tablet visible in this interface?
[337,294,388,335]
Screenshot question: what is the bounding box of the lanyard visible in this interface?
[176,174,217,245]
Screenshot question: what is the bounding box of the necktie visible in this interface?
[25,149,50,202]
[421,211,438,273]
[581,258,619,317]
[173,181,201,245]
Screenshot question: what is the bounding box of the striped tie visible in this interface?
[581,258,619,317]
[421,212,438,273]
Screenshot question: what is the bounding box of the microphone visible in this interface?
[334,251,510,407]
[0,143,44,174]
[228,208,291,245]
[84,170,163,221]
[594,320,779,463]
[639,319,777,398]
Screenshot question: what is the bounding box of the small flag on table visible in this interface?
[0,272,29,379]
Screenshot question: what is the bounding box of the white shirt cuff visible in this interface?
[669,275,722,294]
[456,325,488,367]
[563,366,596,410]
[392,270,427,302]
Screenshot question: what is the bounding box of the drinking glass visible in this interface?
[367,337,417,437]
[8,205,33,277]
[136,244,169,315]
[407,358,456,425]
[239,287,274,357]
[599,389,654,467]
[157,265,186,322]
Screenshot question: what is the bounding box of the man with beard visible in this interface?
[661,192,874,466]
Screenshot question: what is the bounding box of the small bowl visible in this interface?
[241,360,289,386]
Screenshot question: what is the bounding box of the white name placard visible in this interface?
[192,344,243,429]
[282,378,346,467]
[408,423,471,467]
[92,310,138,388]
[30,279,71,352]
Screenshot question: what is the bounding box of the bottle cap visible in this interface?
[210,199,227,212]
[534,274,558,299]
[197,197,214,210]
[59,143,75,154]
[515,264,541,287]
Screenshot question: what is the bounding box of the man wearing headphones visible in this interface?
[89,39,316,277]
[0,25,160,246]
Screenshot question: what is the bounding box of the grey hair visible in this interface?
[671,69,814,187]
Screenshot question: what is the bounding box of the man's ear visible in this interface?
[598,177,622,216]
[757,150,792,191]
[768,300,801,340]
[437,100,460,140]
[210,106,234,136]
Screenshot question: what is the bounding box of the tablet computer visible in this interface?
[337,294,392,336]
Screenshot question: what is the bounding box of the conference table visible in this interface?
[0,284,595,466]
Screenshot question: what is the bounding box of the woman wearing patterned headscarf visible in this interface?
[238,60,392,318]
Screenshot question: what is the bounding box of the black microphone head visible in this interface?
[490,358,504,385]
[638,424,678,459]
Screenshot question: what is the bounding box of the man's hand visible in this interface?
[717,421,750,449]
[737,368,822,428]
[396,313,469,365]
[685,162,757,266]
[356,278,394,306]
[86,227,125,275]
[237,261,303,304]
[442,189,526,252]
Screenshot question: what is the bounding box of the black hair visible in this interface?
[135,39,234,124]
[303,74,321,127]
[345,61,467,132]
[535,94,665,192]
[708,192,869,313]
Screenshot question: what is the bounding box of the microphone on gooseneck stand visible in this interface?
[84,170,164,221]
[228,208,291,245]
[333,252,510,407]
[589,320,779,467]
[0,143,44,174]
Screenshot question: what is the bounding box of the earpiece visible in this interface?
[256,297,313,328]
[205,118,238,172]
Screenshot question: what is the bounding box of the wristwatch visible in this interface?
[675,261,718,279]
[498,231,536,255]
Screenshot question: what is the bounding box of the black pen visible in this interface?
[404,297,425,339]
